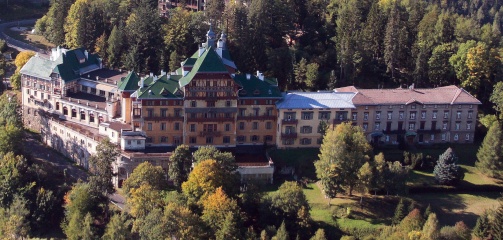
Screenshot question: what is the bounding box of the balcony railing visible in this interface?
[143,113,184,121]
[200,131,221,137]
[282,119,298,125]
[187,117,234,122]
[383,129,406,134]
[238,114,277,121]
[333,118,348,125]
[281,132,298,139]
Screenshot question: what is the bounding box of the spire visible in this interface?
[206,23,216,48]
[217,31,227,49]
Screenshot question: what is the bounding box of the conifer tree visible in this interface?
[433,148,464,185]
[260,229,269,240]
[421,213,440,240]
[476,121,503,178]
[423,204,432,219]
[310,229,327,240]
[473,211,490,239]
[392,198,407,225]
[274,221,289,240]
[492,202,503,240]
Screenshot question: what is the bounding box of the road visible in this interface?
[0,18,47,55]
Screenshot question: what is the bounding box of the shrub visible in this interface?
[0,39,7,53]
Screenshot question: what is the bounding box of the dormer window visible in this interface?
[253,89,260,95]
[240,90,247,95]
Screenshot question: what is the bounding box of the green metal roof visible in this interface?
[54,48,101,82]
[178,47,229,88]
[137,74,183,99]
[117,71,140,91]
[234,74,282,98]
[20,54,59,80]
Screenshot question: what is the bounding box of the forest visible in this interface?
[33,0,503,110]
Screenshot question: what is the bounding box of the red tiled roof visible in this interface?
[335,85,481,105]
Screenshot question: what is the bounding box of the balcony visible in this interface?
[383,129,406,134]
[417,129,441,134]
[200,131,221,137]
[282,119,298,125]
[143,113,184,121]
[281,132,298,139]
[333,118,348,125]
[187,117,234,122]
[238,114,277,121]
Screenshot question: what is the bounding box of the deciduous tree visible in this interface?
[122,161,166,196]
[168,144,192,190]
[270,181,310,222]
[201,187,241,235]
[315,122,372,196]
[103,213,132,240]
[182,159,230,204]
[88,138,120,197]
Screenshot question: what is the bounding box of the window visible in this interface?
[41,93,44,99]
[265,135,273,141]
[454,134,459,141]
[26,89,30,95]
[319,111,330,120]
[251,135,259,142]
[468,111,473,119]
[160,123,166,130]
[226,101,231,107]
[374,122,380,130]
[190,137,196,144]
[385,135,390,142]
[317,138,323,144]
[442,133,446,141]
[301,126,312,133]
[387,112,392,120]
[160,136,168,143]
[127,140,132,145]
[284,139,294,145]
[302,112,313,120]
[421,111,426,119]
[444,111,449,119]
[146,108,154,118]
[225,124,230,131]
[375,111,381,120]
[352,113,357,121]
[408,123,415,130]
[456,111,461,119]
[239,108,246,117]
[399,111,404,120]
[161,108,167,117]
[207,101,215,107]
[174,122,180,131]
[455,122,460,130]
[266,122,272,129]
[223,136,231,144]
[175,108,182,117]
[363,112,369,121]
[301,138,312,145]
[190,124,196,132]
[365,105,369,110]
[239,122,245,130]
[285,112,296,120]
[410,112,416,120]
[147,123,152,131]
[467,122,472,130]
[99,90,105,96]
[237,136,245,142]
[137,140,141,145]
[191,101,196,107]
[430,134,435,141]
[363,123,368,131]
[465,134,470,141]
[433,111,437,119]
[173,137,181,145]
[442,122,447,130]
[252,122,258,130]
[411,104,416,109]
[146,137,153,143]
[47,94,51,100]
[206,137,213,144]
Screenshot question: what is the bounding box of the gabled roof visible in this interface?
[53,48,101,82]
[276,92,357,109]
[178,47,229,88]
[137,74,183,99]
[117,71,140,91]
[234,74,282,98]
[335,85,481,105]
[20,54,58,80]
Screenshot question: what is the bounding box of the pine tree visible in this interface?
[473,211,490,239]
[216,211,242,240]
[491,202,503,240]
[477,121,503,178]
[274,221,289,240]
[433,148,464,185]
[310,229,327,240]
[421,213,440,240]
[107,25,124,68]
[392,198,407,225]
[423,204,432,219]
[260,229,269,240]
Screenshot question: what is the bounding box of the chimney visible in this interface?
[246,74,251,80]
[140,77,144,87]
[256,71,264,81]
[198,46,205,57]
[150,72,153,77]
[84,50,88,59]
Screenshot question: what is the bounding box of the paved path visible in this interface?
[110,192,126,210]
[24,133,88,182]
[0,19,47,55]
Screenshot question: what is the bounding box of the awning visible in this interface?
[96,83,117,93]
[405,131,417,137]
[78,80,97,88]
[370,131,384,137]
